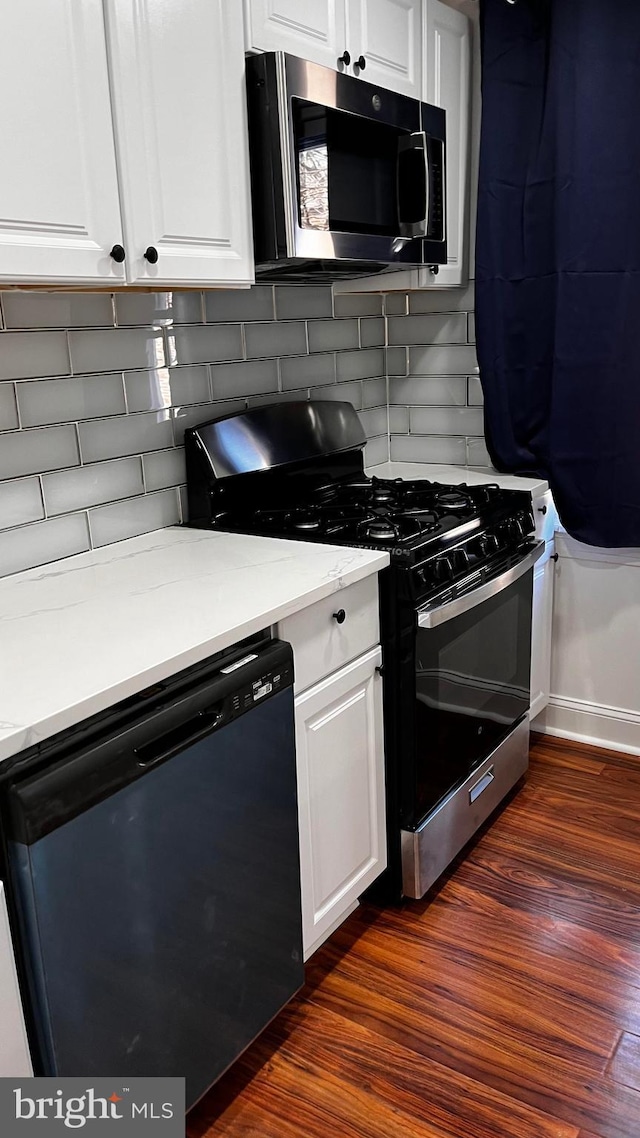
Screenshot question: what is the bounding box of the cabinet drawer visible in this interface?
[278,575,380,693]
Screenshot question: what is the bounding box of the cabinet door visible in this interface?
[347,0,422,98]
[0,0,124,285]
[0,883,32,1076]
[295,647,386,959]
[104,0,254,287]
[530,546,555,721]
[420,0,471,287]
[244,0,348,70]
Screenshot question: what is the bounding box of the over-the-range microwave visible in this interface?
[245,52,447,281]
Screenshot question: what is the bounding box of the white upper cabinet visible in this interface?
[244,0,348,71]
[104,0,254,287]
[245,0,421,98]
[421,0,471,287]
[0,0,125,285]
[347,0,423,99]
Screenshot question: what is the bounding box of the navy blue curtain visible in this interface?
[476,0,640,547]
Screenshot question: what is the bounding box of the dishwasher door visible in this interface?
[3,639,302,1108]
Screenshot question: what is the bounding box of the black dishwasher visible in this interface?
[0,633,302,1109]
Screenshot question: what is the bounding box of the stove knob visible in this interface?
[435,556,454,581]
[451,548,470,574]
[481,533,500,556]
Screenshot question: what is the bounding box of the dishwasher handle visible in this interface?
[134,705,224,768]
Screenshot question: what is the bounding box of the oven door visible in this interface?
[407,541,544,830]
[280,54,446,266]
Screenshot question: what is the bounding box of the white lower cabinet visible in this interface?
[0,883,32,1077]
[293,646,386,959]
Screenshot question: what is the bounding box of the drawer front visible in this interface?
[278,575,380,693]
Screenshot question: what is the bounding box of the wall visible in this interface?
[0,285,389,578]
[381,281,485,467]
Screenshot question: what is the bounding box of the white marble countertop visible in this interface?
[368,461,549,498]
[0,527,388,764]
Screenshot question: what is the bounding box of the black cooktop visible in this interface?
[209,473,530,567]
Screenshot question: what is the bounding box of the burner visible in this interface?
[366,519,397,541]
[370,477,403,505]
[294,512,322,531]
[435,489,472,511]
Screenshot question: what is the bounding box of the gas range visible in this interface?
[185,399,542,903]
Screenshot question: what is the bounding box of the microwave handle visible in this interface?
[397,131,429,240]
[417,542,545,629]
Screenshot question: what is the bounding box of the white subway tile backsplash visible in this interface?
[408,282,475,313]
[384,293,408,316]
[280,353,335,390]
[390,434,468,464]
[0,331,70,381]
[389,376,467,407]
[42,458,144,516]
[336,348,385,382]
[245,321,306,359]
[388,312,467,346]
[386,347,408,376]
[467,437,491,468]
[0,513,90,578]
[171,324,243,365]
[275,286,332,320]
[408,344,478,375]
[0,280,485,577]
[314,381,362,410]
[360,317,385,347]
[334,294,383,317]
[2,291,114,329]
[69,328,165,375]
[124,366,210,413]
[409,407,485,436]
[388,406,409,433]
[0,478,44,531]
[0,425,80,480]
[205,286,274,324]
[308,319,358,353]
[172,400,246,444]
[358,407,388,437]
[115,291,203,327]
[467,375,484,405]
[364,435,389,467]
[89,489,180,549]
[0,383,19,429]
[468,312,476,343]
[362,377,387,408]
[17,374,126,427]
[142,450,187,492]
[79,412,173,464]
[210,359,278,399]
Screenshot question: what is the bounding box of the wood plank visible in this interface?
[188,734,640,1138]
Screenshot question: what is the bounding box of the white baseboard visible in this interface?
[533,695,640,757]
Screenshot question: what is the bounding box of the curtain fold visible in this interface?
[476,0,640,547]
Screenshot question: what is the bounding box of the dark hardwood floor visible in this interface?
[187,734,640,1138]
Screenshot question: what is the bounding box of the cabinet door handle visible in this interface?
[110,244,126,263]
[538,505,547,515]
[144,246,159,264]
[332,609,346,625]
[356,55,366,70]
[551,552,559,562]
[338,50,351,65]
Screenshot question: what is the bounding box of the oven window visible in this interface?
[411,573,533,825]
[292,98,404,236]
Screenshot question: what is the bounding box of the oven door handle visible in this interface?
[417,541,545,629]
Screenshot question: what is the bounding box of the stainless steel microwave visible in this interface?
[245,52,447,280]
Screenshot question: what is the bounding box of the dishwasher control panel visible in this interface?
[229,659,293,715]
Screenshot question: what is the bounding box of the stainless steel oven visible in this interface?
[398,542,544,898]
[245,52,447,279]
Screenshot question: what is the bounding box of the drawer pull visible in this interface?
[538,505,547,514]
[469,766,494,804]
[332,609,346,625]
